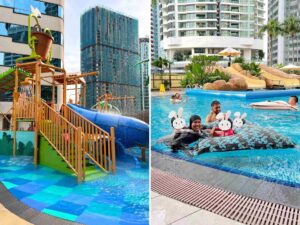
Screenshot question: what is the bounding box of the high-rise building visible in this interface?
[269,0,300,65]
[81,6,141,112]
[159,0,265,70]
[0,0,64,129]
[139,37,150,110]
[151,0,161,60]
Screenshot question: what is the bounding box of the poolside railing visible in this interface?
[16,96,35,120]
[40,101,85,181]
[62,104,116,174]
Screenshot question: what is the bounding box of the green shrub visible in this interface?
[233,57,245,64]
[182,56,231,87]
[240,62,261,77]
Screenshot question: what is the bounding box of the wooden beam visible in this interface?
[12,65,19,156]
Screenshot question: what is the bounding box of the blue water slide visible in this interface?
[67,104,149,161]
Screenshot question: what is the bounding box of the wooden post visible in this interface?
[34,60,41,165]
[13,65,19,156]
[83,84,86,108]
[77,127,83,182]
[110,127,116,174]
[51,73,55,109]
[63,71,67,117]
[75,80,78,104]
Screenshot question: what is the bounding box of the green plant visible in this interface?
[241,62,261,77]
[233,57,245,64]
[182,56,230,87]
[173,52,184,61]
[152,57,169,79]
[182,62,206,87]
[259,19,282,65]
[275,63,284,69]
[209,69,231,82]
[282,17,300,64]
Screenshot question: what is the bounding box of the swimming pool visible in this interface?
[152,93,300,187]
[0,155,149,225]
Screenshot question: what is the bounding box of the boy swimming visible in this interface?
[206,100,221,123]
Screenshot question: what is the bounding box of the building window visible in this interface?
[0,52,62,68]
[0,22,63,45]
[0,0,63,18]
[194,48,205,54]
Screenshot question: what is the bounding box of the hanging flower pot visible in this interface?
[31,31,54,61]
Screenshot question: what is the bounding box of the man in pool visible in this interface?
[288,96,298,109]
[206,100,221,123]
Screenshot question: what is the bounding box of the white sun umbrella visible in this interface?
[281,64,300,71]
[218,48,241,66]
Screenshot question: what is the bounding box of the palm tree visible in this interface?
[167,60,173,88]
[152,57,169,81]
[259,19,282,66]
[282,16,300,64]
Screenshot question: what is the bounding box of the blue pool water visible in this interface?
[152,94,300,187]
[0,156,149,225]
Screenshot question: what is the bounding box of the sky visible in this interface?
[64,0,150,73]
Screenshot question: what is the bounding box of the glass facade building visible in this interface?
[81,6,141,112]
[0,0,64,69]
[0,0,63,18]
[151,0,161,60]
[139,37,150,110]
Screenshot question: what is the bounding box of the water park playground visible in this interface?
[0,10,149,225]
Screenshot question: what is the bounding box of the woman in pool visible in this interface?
[171,115,212,152]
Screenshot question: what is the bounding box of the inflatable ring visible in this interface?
[250,100,298,110]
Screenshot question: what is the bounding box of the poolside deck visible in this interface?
[152,191,245,225]
[152,151,300,209]
[152,151,300,225]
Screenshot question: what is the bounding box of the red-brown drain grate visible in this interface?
[152,169,300,225]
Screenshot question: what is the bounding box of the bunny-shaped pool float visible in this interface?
[233,112,247,129]
[213,111,235,137]
[168,107,186,130]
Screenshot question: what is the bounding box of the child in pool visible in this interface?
[206,100,221,123]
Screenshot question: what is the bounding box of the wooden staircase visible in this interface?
[14,98,116,182]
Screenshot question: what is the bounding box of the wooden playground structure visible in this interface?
[0,10,118,181]
[8,59,116,181]
[93,94,136,115]
[0,9,149,181]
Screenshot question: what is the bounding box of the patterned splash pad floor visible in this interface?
[0,155,149,225]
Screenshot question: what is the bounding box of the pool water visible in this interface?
[152,94,300,187]
[0,155,149,225]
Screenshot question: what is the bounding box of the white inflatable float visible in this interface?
[250,100,298,110]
